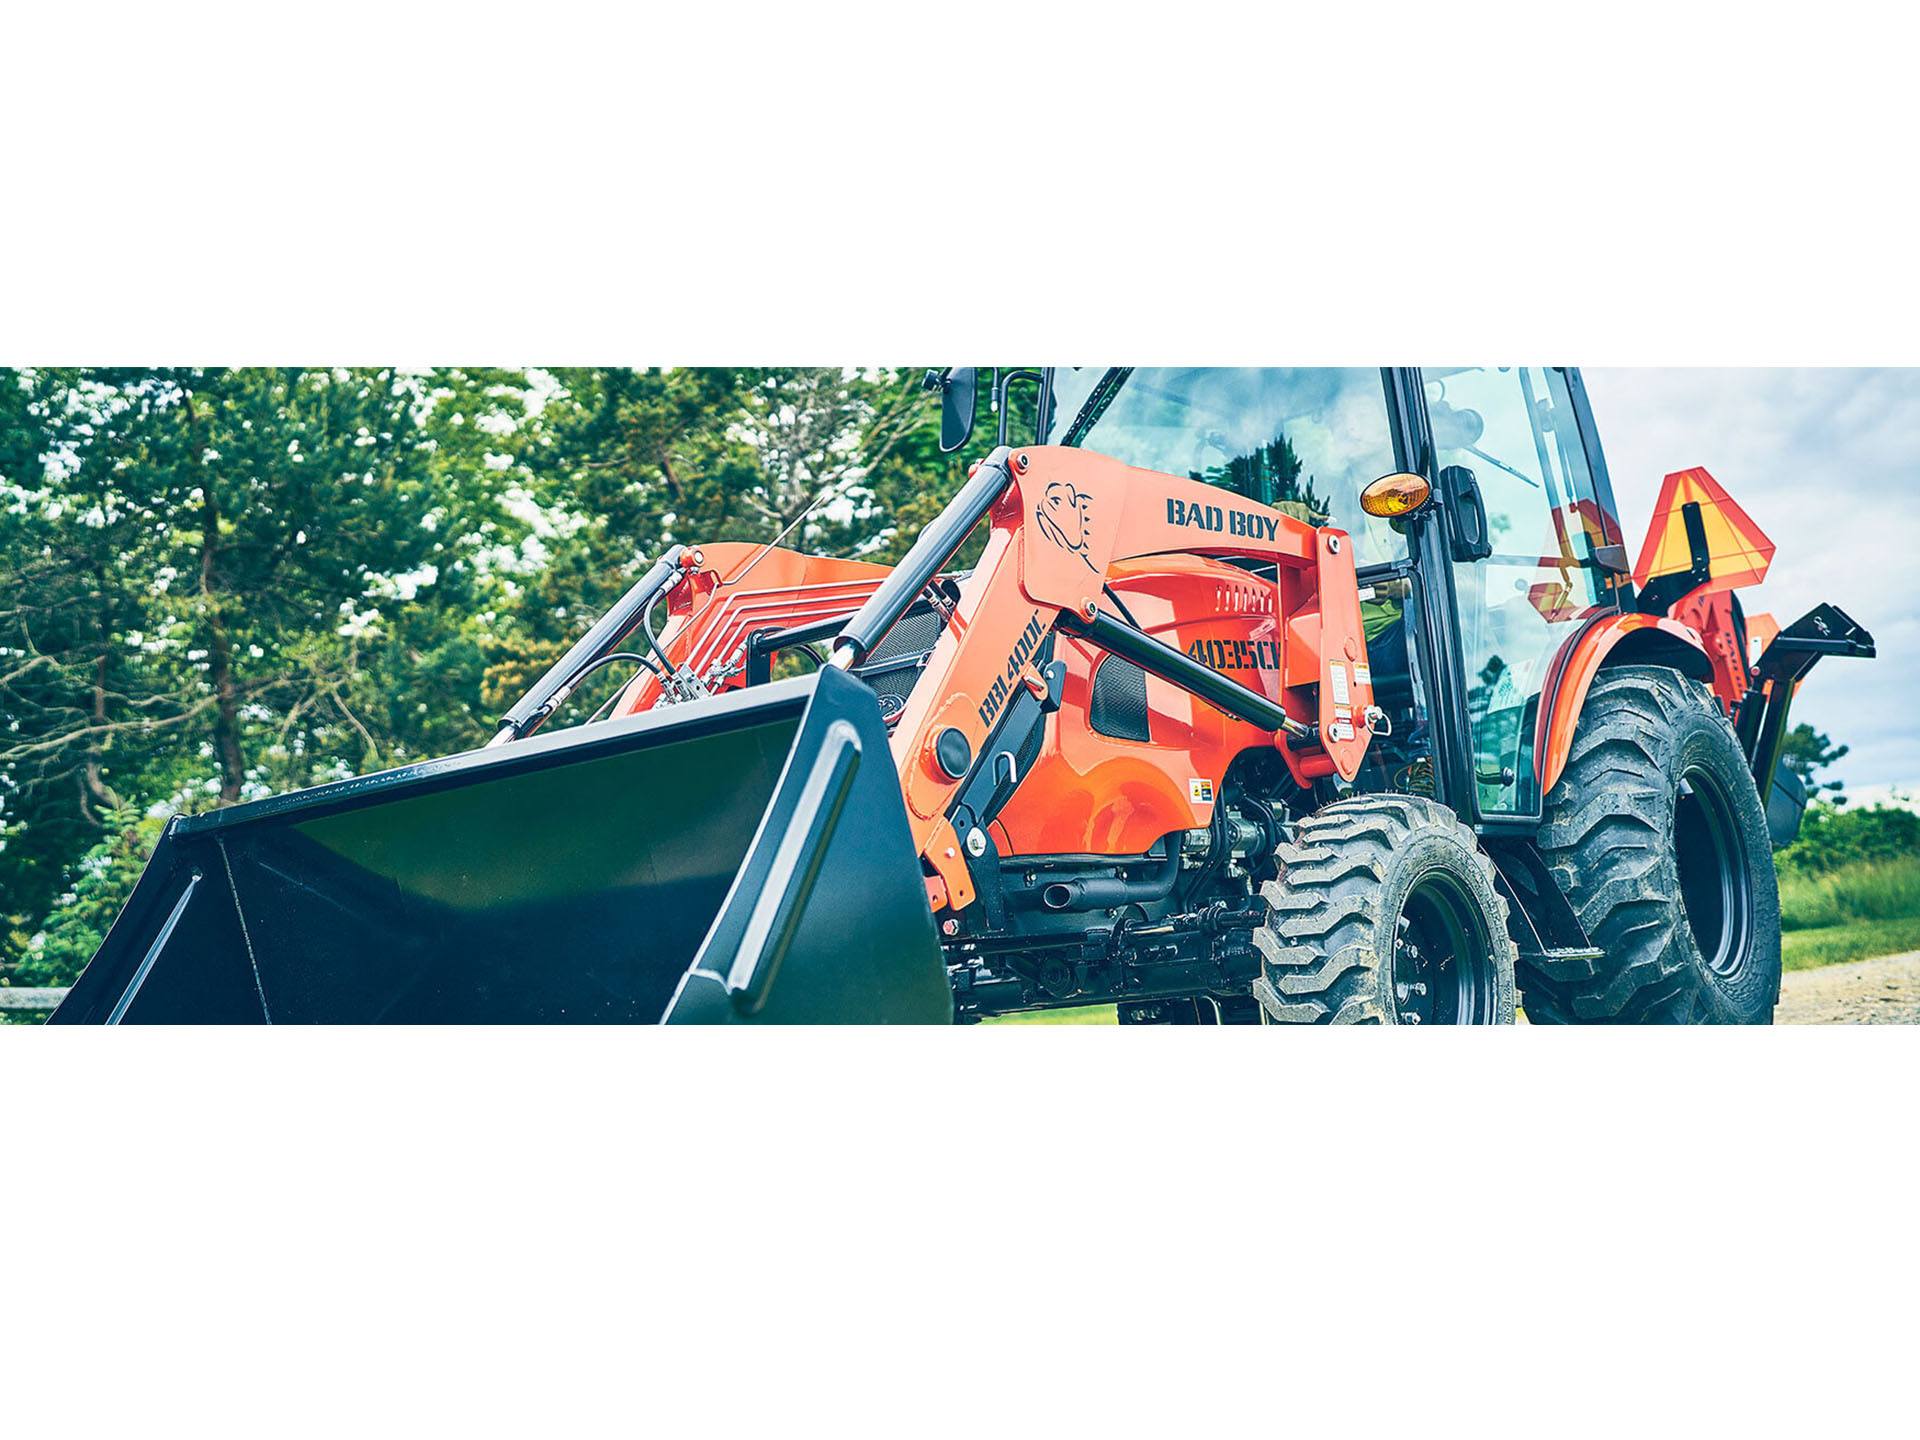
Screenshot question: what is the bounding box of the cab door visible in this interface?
[1415,367,1619,818]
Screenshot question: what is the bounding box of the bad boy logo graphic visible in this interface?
[1037,480,1097,570]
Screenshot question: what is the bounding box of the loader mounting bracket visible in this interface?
[1735,601,1875,801]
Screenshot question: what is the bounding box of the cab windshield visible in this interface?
[1043,367,1407,569]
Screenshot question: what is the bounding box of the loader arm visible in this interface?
[614,542,897,712]
[837,445,1378,912]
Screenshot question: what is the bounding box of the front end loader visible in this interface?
[53,664,951,1023]
[54,368,1872,1025]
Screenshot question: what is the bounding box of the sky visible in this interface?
[1583,369,1919,801]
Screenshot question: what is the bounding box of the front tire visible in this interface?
[1521,665,1780,1024]
[1253,795,1517,1025]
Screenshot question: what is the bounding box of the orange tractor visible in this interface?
[54,368,1871,1024]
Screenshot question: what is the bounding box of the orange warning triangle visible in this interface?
[1632,466,1775,592]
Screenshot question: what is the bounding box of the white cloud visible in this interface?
[1584,368,1920,792]
[1846,784,1919,814]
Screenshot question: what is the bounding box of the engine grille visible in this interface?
[852,606,947,720]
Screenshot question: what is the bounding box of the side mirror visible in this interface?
[1438,464,1493,562]
[938,367,978,453]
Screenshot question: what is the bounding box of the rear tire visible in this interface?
[1253,795,1517,1025]
[1521,665,1780,1024]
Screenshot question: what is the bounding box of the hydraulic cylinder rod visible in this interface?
[1061,608,1312,740]
[490,545,687,744]
[830,446,1014,668]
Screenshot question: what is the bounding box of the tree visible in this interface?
[477,368,961,716]
[1,369,185,971]
[18,806,169,986]
[1,367,537,983]
[1778,723,1849,804]
[1,365,994,987]
[1776,802,1919,876]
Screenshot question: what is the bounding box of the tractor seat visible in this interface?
[1362,615,1414,709]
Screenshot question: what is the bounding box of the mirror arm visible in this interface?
[992,368,1045,447]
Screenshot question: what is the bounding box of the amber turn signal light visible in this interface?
[1359,472,1432,519]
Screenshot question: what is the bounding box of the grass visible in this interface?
[984,1004,1115,1025]
[1777,856,1920,971]
[1778,856,1920,931]
[1782,915,1920,971]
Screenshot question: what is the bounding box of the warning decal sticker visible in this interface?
[1329,663,1350,706]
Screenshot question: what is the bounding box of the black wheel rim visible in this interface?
[1392,873,1499,1025]
[1674,764,1755,983]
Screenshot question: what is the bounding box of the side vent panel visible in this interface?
[1090,657,1152,742]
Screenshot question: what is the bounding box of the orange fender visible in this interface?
[1535,612,1713,795]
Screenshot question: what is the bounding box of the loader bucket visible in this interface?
[51,667,951,1025]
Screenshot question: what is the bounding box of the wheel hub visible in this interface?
[1674,765,1756,984]
[1392,874,1496,1025]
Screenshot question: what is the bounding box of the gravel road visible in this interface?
[1777,951,1920,1025]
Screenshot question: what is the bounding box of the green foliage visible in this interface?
[1773,808,1919,972]
[2,366,987,986]
[1776,833,1920,971]
[1778,722,1849,803]
[13,806,167,985]
[1778,856,1920,932]
[1782,915,1920,972]
[1776,803,1920,877]
[3,367,558,982]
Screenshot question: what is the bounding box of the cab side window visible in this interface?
[1425,367,1607,815]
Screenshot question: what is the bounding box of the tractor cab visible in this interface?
[1027,366,1630,825]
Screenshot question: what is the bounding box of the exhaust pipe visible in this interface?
[1038,850,1181,912]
